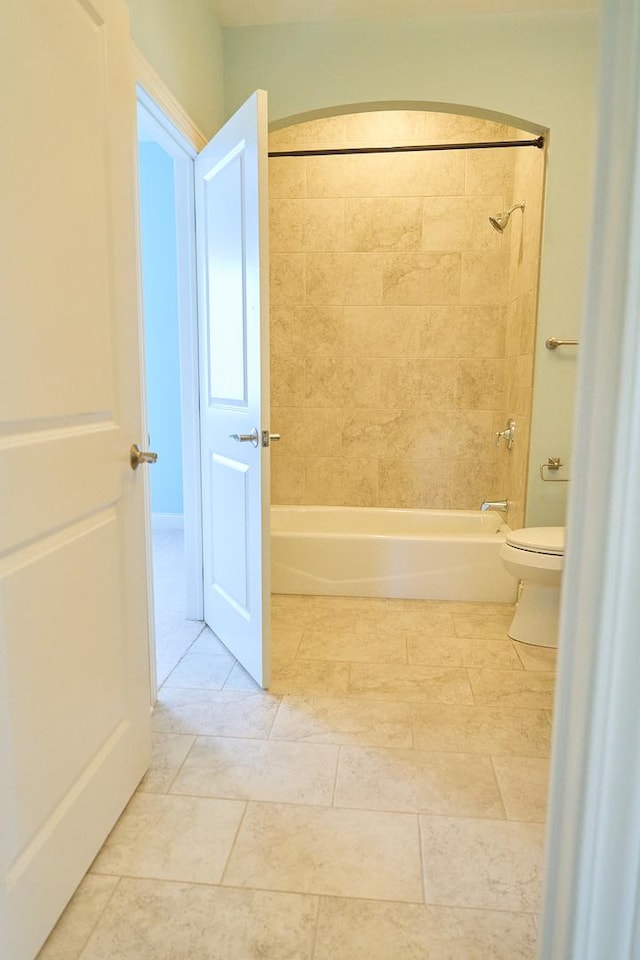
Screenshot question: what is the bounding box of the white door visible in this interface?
[195,91,272,688]
[0,3,151,958]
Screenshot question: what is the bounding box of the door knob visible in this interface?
[230,428,259,447]
[130,444,158,470]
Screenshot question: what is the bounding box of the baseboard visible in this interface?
[152,513,184,531]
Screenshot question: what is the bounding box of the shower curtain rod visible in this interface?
[268,135,544,158]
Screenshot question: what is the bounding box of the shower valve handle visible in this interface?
[496,418,516,450]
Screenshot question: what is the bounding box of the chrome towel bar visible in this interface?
[546,337,580,350]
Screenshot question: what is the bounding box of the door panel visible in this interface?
[195,91,271,687]
[0,3,151,957]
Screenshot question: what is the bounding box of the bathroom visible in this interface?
[267,107,560,629]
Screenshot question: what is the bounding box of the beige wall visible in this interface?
[124,0,224,137]
[269,111,543,513]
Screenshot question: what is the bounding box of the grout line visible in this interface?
[416,815,427,905]
[309,894,322,960]
[62,874,123,958]
[218,801,249,887]
[330,746,342,807]
[488,754,510,821]
[84,869,544,917]
[163,734,198,795]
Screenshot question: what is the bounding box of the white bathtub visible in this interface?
[271,506,517,602]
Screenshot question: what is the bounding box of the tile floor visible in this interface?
[38,593,555,960]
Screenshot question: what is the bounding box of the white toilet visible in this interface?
[500,527,565,648]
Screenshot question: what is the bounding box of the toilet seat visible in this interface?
[506,526,565,556]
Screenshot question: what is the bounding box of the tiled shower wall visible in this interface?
[499,145,545,528]
[268,111,543,513]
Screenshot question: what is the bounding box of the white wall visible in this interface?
[138,141,184,516]
[223,12,600,524]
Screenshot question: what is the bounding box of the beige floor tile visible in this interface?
[186,628,231,656]
[513,641,558,671]
[492,756,550,822]
[297,630,408,663]
[79,878,318,960]
[163,652,235,690]
[223,801,423,902]
[314,897,538,960]
[152,688,280,738]
[468,669,555,709]
[137,733,195,794]
[273,604,360,633]
[452,611,513,640]
[36,875,119,960]
[420,815,545,912]
[271,695,413,747]
[222,662,261,691]
[272,627,304,661]
[170,735,339,805]
[90,793,245,885]
[334,745,505,818]
[349,663,474,703]
[354,602,456,636]
[412,703,552,757]
[270,659,351,696]
[408,635,523,669]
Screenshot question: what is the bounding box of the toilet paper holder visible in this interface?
[540,457,570,482]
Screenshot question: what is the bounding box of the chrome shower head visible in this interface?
[489,201,526,233]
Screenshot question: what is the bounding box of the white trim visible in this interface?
[151,513,184,531]
[132,45,207,152]
[541,1,640,956]
[136,91,204,626]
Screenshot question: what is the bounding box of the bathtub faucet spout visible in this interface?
[480,499,509,513]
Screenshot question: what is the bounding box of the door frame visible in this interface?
[134,51,205,700]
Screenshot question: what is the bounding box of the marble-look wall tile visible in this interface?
[382,252,461,305]
[342,305,424,357]
[345,198,423,252]
[457,358,507,410]
[308,151,466,199]
[427,114,510,144]
[422,196,503,252]
[306,252,385,305]
[268,156,307,199]
[304,357,381,408]
[460,251,510,305]
[303,457,378,506]
[378,460,454,509]
[270,115,347,147]
[345,110,428,145]
[270,406,342,457]
[419,306,503,358]
[270,356,305,406]
[268,111,543,509]
[269,252,305,304]
[465,149,514,197]
[270,455,305,504]
[380,359,459,410]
